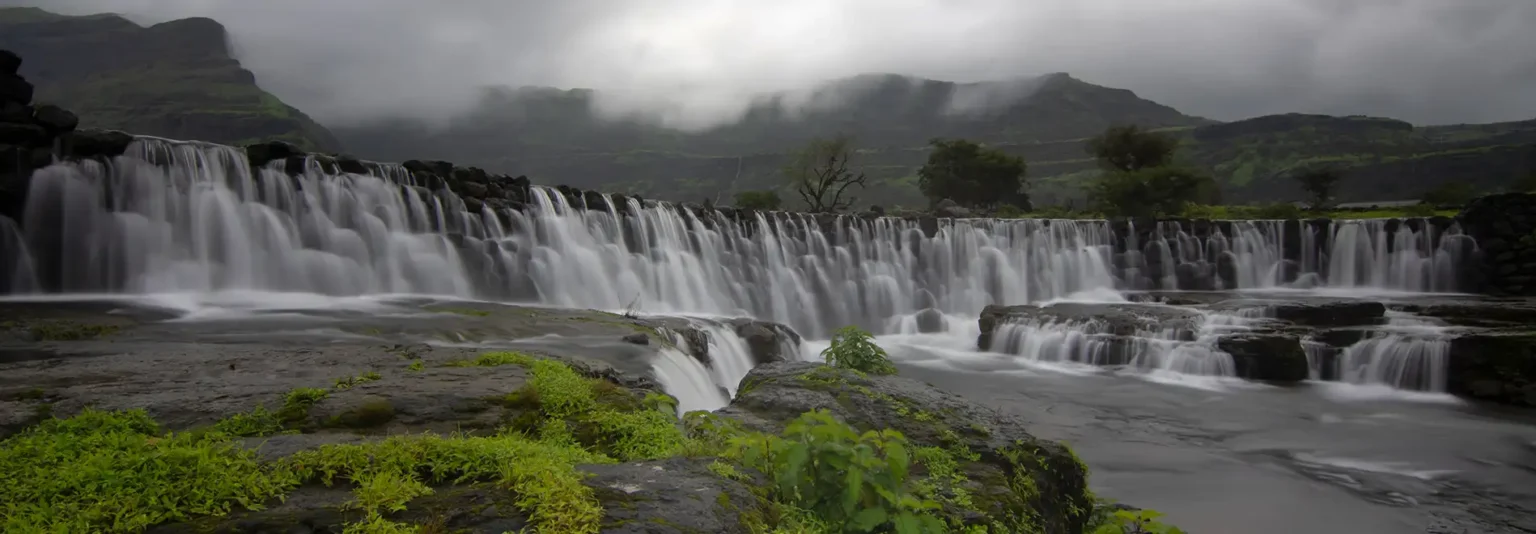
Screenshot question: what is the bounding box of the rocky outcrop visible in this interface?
[1216,334,1311,382]
[1460,192,1536,296]
[1209,299,1387,328]
[721,361,1095,533]
[1447,333,1536,406]
[0,48,76,222]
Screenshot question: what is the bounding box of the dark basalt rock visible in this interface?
[1447,333,1536,406]
[31,104,78,135]
[1217,334,1310,382]
[721,362,1094,533]
[0,101,31,123]
[335,156,368,175]
[0,123,45,145]
[727,319,803,365]
[1210,299,1386,328]
[581,458,764,534]
[243,140,304,169]
[62,129,134,159]
[0,74,33,106]
[0,50,20,75]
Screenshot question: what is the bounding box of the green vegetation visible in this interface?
[736,190,784,211]
[24,320,120,341]
[918,138,1028,209]
[821,326,899,376]
[444,350,536,368]
[1290,166,1344,209]
[1085,126,1218,217]
[334,371,382,390]
[784,135,868,213]
[0,339,1186,533]
[0,7,341,150]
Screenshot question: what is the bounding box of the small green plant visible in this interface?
[821,326,898,375]
[277,387,329,425]
[212,405,283,437]
[334,371,383,390]
[728,409,946,533]
[1092,509,1187,534]
[444,351,536,368]
[406,360,424,372]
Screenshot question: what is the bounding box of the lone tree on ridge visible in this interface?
[783,135,866,213]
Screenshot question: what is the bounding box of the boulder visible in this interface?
[728,319,802,365]
[621,332,650,345]
[1216,334,1311,382]
[244,140,304,169]
[335,156,368,175]
[0,101,31,123]
[31,104,78,135]
[1447,333,1536,406]
[935,198,973,218]
[61,129,134,159]
[914,307,946,333]
[0,49,19,75]
[0,123,45,145]
[0,74,32,105]
[721,362,1094,533]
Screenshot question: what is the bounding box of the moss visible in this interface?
[213,405,284,437]
[334,371,383,390]
[324,400,398,430]
[433,307,492,317]
[443,351,536,368]
[276,387,330,426]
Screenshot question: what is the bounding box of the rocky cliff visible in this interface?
[0,7,341,151]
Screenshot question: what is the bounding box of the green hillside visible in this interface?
[0,7,341,151]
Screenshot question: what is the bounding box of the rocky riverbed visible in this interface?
[0,297,1107,533]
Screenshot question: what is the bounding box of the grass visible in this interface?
[443,351,536,368]
[25,321,121,341]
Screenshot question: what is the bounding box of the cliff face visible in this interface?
[0,7,341,151]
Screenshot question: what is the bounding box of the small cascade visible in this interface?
[1334,312,1453,392]
[662,322,760,398]
[987,311,1237,377]
[648,346,729,413]
[0,215,38,294]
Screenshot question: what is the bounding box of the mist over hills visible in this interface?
[4,6,1534,208]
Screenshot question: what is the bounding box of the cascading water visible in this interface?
[1334,312,1452,392]
[986,308,1242,378]
[0,135,1484,400]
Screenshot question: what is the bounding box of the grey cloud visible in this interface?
[12,0,1536,127]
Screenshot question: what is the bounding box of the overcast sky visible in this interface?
[15,0,1536,128]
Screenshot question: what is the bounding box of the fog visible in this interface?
[12,0,1536,128]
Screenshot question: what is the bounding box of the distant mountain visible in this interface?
[331,72,1216,206]
[4,6,1531,208]
[0,7,340,151]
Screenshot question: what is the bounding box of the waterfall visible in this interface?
[1334,312,1452,392]
[987,311,1238,377]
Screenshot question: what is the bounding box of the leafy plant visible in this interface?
[444,351,536,368]
[822,326,898,375]
[728,410,946,534]
[212,405,283,437]
[335,371,382,390]
[1092,509,1187,534]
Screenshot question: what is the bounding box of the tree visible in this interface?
[1088,165,1217,218]
[1420,182,1477,206]
[1085,125,1180,172]
[1291,166,1344,209]
[732,190,782,211]
[783,135,866,213]
[916,138,1027,208]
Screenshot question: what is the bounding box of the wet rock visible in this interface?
[1212,299,1386,328]
[0,74,33,105]
[0,123,44,145]
[1217,334,1310,382]
[62,129,134,159]
[0,101,30,123]
[978,302,1203,350]
[1396,300,1536,328]
[244,140,304,169]
[720,362,1094,533]
[914,307,946,333]
[0,49,19,75]
[935,198,973,218]
[728,319,802,365]
[460,181,488,199]
[335,156,367,175]
[622,332,650,345]
[31,104,78,135]
[581,457,765,534]
[1447,333,1536,406]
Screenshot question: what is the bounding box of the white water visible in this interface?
[1334,312,1453,393]
[0,136,1483,404]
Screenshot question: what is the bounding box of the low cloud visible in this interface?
[10,0,1536,128]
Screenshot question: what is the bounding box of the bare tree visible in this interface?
[784,135,866,213]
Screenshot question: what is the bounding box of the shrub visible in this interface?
[1092,508,1188,534]
[728,409,946,533]
[735,190,783,211]
[822,326,898,375]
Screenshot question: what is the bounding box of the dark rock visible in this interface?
[0,123,45,145]
[1217,334,1310,382]
[935,198,973,218]
[244,140,305,169]
[1397,301,1536,328]
[1213,299,1385,328]
[0,50,19,75]
[728,319,802,365]
[335,156,367,175]
[459,181,488,199]
[978,302,1203,350]
[30,105,78,135]
[580,457,765,533]
[0,101,31,123]
[721,362,1094,533]
[622,332,650,345]
[1447,333,1536,406]
[0,74,32,105]
[914,307,946,334]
